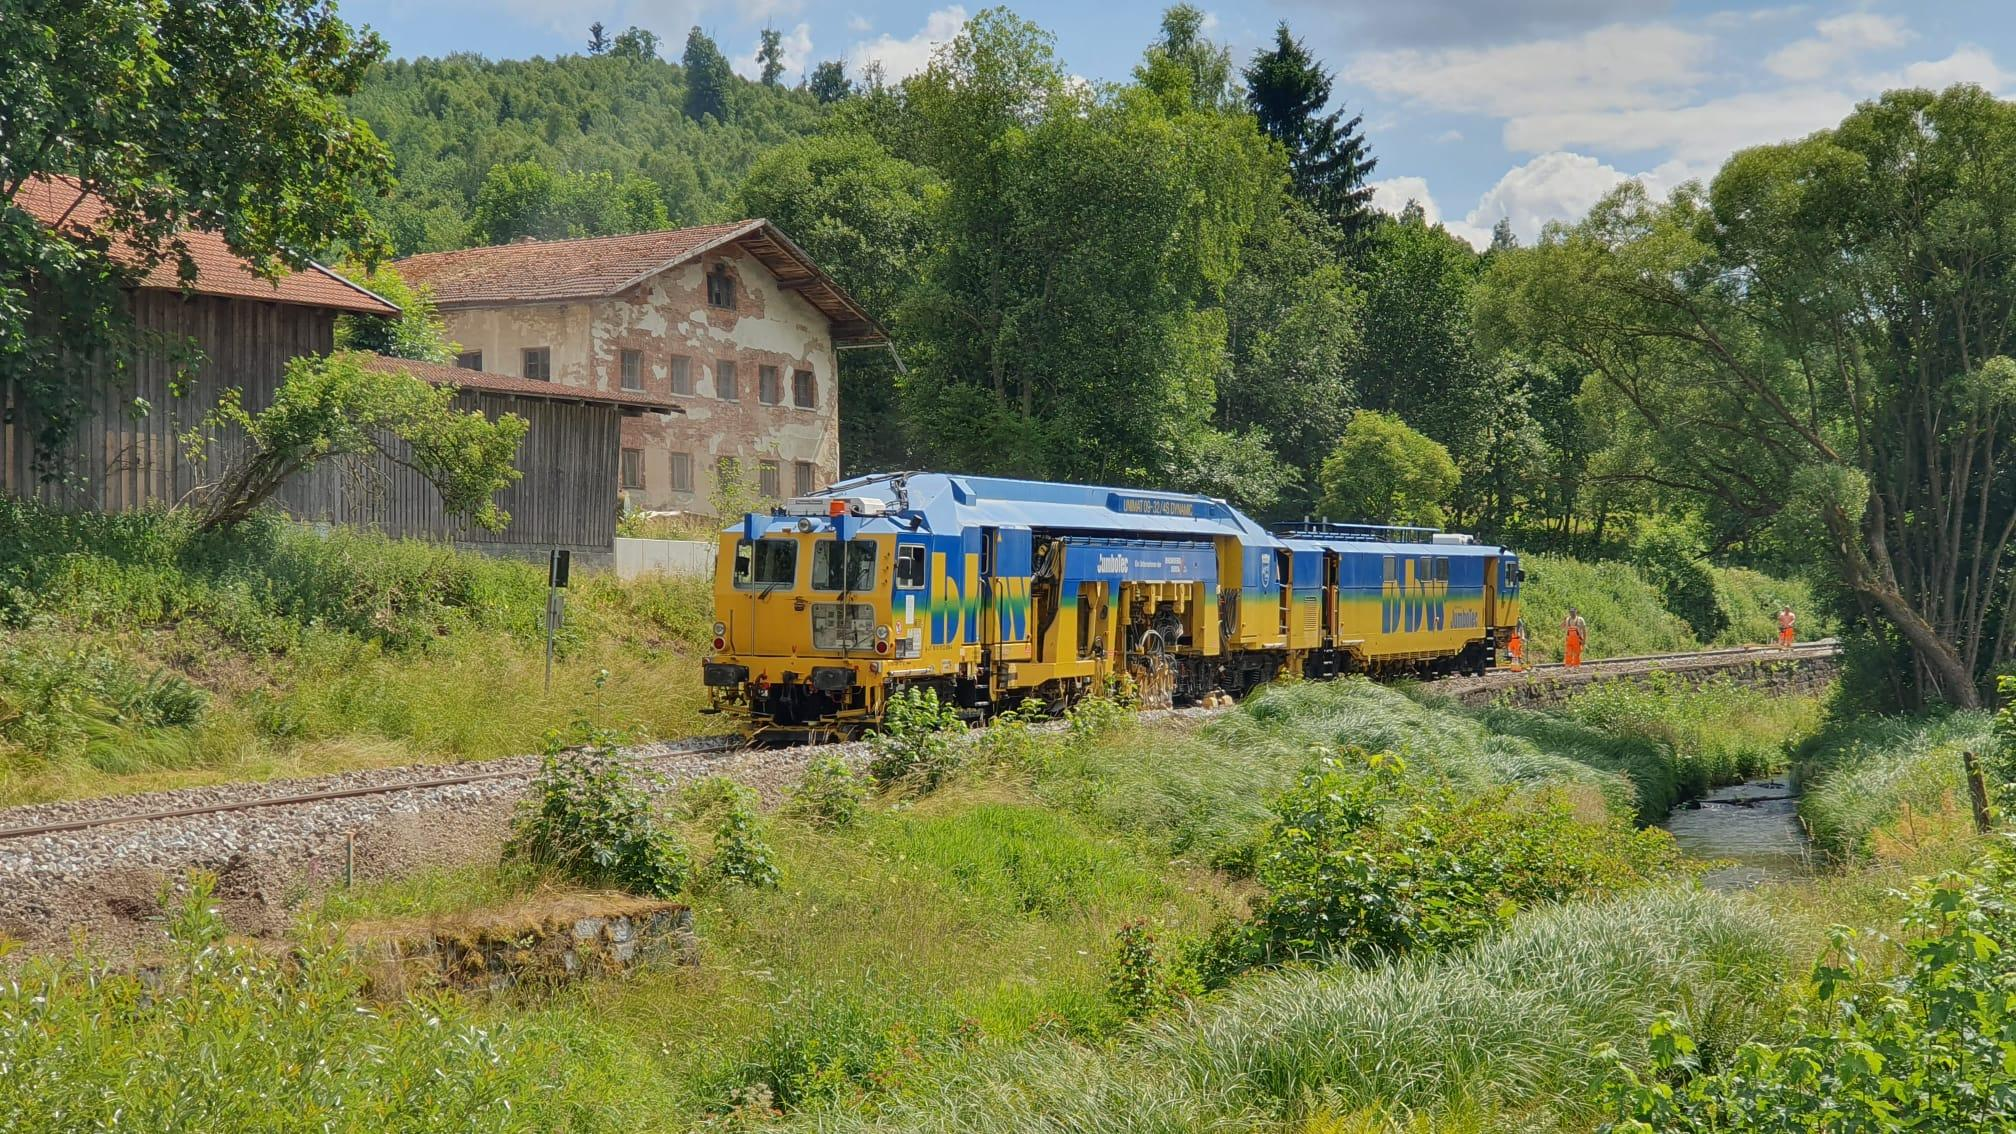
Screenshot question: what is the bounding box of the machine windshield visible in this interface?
[733,540,798,589]
[810,539,877,592]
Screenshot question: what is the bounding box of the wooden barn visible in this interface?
[4,176,674,562]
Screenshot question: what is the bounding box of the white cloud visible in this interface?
[1882,46,2014,94]
[1766,13,1911,82]
[1352,23,1711,119]
[1466,151,1629,242]
[1507,86,1860,161]
[1367,176,1493,248]
[846,6,966,82]
[1291,0,1668,49]
[735,22,813,81]
[1435,129,1465,143]
[1374,151,1701,250]
[847,13,872,33]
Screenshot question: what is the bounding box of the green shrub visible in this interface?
[1518,553,1697,660]
[686,776,780,889]
[1251,747,1683,961]
[1105,919,1199,1020]
[785,756,868,829]
[1605,847,2016,1132]
[1630,522,1728,642]
[504,728,690,896]
[0,638,208,770]
[1708,565,1831,647]
[868,687,965,791]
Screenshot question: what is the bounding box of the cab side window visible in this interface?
[896,545,927,590]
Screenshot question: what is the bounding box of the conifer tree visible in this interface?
[587,22,609,55]
[1243,23,1377,244]
[1489,216,1518,252]
[682,27,734,121]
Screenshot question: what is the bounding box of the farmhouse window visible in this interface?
[620,350,643,391]
[455,350,482,371]
[707,264,736,310]
[522,347,551,381]
[620,447,644,490]
[716,359,737,400]
[792,369,815,408]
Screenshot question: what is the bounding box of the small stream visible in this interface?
[1661,779,1816,889]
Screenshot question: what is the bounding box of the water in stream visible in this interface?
[1661,779,1816,889]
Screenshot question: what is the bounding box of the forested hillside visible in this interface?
[347,27,826,255]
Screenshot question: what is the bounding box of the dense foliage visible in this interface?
[505,727,692,897]
[1249,748,1681,960]
[1607,845,2016,1132]
[1479,86,2016,706]
[1315,410,1459,526]
[3,0,393,467]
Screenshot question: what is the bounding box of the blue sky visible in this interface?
[342,1,2014,247]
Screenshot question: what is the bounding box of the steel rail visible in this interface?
[0,739,744,842]
[0,642,1839,843]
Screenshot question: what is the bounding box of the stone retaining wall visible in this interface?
[1449,655,1840,709]
[350,892,695,997]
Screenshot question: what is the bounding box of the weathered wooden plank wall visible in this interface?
[2,291,619,551]
[2,292,328,512]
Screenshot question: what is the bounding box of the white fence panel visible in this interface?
[614,538,714,580]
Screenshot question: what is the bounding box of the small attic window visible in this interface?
[706,263,736,310]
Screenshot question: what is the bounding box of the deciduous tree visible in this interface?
[1,0,393,470]
[1478,85,2016,707]
[1316,411,1460,527]
[681,27,734,122]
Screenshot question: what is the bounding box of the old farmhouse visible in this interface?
[394,221,886,514]
[5,176,672,561]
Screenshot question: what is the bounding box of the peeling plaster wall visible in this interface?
[437,302,596,384]
[435,246,842,516]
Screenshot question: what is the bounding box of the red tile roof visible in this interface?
[358,353,681,413]
[12,175,400,317]
[396,221,887,344]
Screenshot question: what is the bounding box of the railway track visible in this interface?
[0,640,1838,845]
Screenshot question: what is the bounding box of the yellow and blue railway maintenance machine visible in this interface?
[703,472,1524,741]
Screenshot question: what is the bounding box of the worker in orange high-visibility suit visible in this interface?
[1777,606,1797,648]
[1562,608,1588,668]
[1505,620,1527,670]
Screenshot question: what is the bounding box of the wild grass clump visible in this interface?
[1790,709,1994,860]
[685,776,781,889]
[0,499,713,803]
[0,874,675,1132]
[793,888,1792,1132]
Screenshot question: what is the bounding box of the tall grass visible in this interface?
[794,888,1792,1133]
[1479,675,1825,821]
[1517,553,1697,661]
[1708,565,1831,646]
[1790,710,1994,860]
[1020,679,1641,862]
[0,500,713,804]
